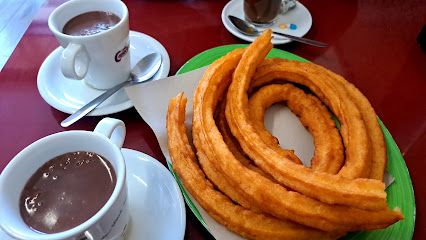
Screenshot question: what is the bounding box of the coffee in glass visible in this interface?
[244,0,281,26]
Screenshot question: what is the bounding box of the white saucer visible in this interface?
[37,31,170,116]
[0,148,186,240]
[221,0,312,45]
[122,148,186,240]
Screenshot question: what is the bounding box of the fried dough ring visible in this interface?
[331,79,386,180]
[248,83,344,174]
[217,97,303,167]
[167,93,338,240]
[225,30,383,208]
[216,99,277,180]
[251,59,386,180]
[249,64,370,179]
[194,74,264,212]
[192,49,267,211]
[192,49,268,211]
[192,33,402,232]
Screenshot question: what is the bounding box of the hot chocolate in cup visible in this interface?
[48,0,130,90]
[0,118,129,240]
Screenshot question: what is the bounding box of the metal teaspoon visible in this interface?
[61,52,162,127]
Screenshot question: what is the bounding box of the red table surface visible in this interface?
[0,0,425,239]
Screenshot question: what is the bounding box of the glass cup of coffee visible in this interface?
[244,0,297,26]
[48,0,130,90]
[0,118,129,240]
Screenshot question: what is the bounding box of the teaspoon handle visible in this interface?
[60,79,131,128]
[272,31,328,48]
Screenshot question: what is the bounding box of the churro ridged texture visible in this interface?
[166,30,403,239]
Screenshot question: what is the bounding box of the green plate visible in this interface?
[169,44,415,239]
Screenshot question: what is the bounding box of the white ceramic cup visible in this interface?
[48,0,130,90]
[0,118,129,240]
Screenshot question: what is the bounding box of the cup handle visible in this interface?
[94,118,126,148]
[61,43,90,80]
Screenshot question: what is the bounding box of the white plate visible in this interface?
[37,31,170,116]
[221,0,312,45]
[0,148,186,240]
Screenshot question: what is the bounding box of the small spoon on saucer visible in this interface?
[61,53,162,128]
[228,15,328,48]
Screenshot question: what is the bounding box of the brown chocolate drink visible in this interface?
[244,0,281,24]
[62,11,120,36]
[19,151,116,234]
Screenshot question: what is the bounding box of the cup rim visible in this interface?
[0,130,126,240]
[47,0,128,41]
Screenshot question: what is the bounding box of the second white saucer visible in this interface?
[37,31,170,116]
[222,0,312,45]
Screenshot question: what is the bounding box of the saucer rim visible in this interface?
[121,148,186,240]
[221,0,313,45]
[37,30,170,116]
